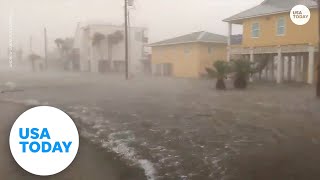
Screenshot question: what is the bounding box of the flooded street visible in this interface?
[1,72,320,180]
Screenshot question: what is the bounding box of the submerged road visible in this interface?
[1,72,320,180]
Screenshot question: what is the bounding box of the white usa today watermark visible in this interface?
[290,5,311,26]
[9,106,79,176]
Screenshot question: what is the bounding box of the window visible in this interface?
[251,22,260,38]
[208,47,213,54]
[277,17,286,36]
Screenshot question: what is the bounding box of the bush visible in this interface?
[206,60,230,90]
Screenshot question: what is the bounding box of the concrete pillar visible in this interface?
[292,56,296,80]
[287,56,292,81]
[284,56,288,80]
[227,23,232,47]
[271,56,275,81]
[265,59,269,80]
[249,48,254,82]
[227,23,232,62]
[303,55,308,82]
[276,46,284,84]
[308,46,315,84]
[294,56,301,82]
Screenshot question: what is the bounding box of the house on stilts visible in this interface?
[224,0,319,84]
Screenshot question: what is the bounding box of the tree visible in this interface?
[206,60,230,90]
[92,32,106,61]
[107,31,124,63]
[54,38,64,57]
[231,59,254,89]
[55,38,74,70]
[28,53,41,72]
[55,38,73,58]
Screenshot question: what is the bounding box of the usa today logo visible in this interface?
[290,5,311,25]
[9,106,79,176]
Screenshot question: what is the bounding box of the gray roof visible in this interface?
[149,31,227,47]
[224,0,317,23]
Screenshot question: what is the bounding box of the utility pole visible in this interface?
[317,0,320,97]
[44,28,48,70]
[8,10,14,68]
[124,0,129,80]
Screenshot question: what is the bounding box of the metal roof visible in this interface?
[223,0,318,23]
[149,31,227,47]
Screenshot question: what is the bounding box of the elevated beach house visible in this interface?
[150,31,227,78]
[224,0,319,84]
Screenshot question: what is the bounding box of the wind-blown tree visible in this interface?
[231,59,254,89]
[206,60,230,90]
[62,38,74,54]
[107,31,124,63]
[54,38,64,58]
[92,32,106,61]
[55,38,73,58]
[55,38,74,70]
[28,53,41,72]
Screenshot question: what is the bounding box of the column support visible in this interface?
[271,56,275,81]
[294,56,300,82]
[227,23,232,62]
[249,48,254,82]
[308,45,315,84]
[276,46,284,84]
[265,58,269,81]
[302,55,308,82]
[287,56,292,82]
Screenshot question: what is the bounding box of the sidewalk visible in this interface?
[0,101,146,180]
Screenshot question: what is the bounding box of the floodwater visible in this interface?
[1,72,320,180]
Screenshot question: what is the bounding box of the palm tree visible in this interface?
[107,31,124,65]
[28,53,41,72]
[55,38,74,70]
[92,32,106,61]
[62,38,74,55]
[55,38,73,58]
[206,60,229,90]
[231,59,253,89]
[54,38,64,58]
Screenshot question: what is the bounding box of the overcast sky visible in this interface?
[0,0,263,57]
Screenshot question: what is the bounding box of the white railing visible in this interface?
[230,44,314,55]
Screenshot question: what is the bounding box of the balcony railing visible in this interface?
[230,44,317,55]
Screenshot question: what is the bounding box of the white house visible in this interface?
[73,23,149,74]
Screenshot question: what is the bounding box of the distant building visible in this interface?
[73,23,149,74]
[224,0,319,84]
[150,31,227,78]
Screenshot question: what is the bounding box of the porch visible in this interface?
[229,44,319,84]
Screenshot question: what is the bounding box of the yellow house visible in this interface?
[150,31,227,78]
[224,0,319,84]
